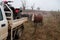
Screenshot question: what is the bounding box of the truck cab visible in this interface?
[0,6,8,40]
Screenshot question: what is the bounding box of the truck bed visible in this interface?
[11,17,28,29]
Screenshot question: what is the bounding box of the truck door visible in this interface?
[0,6,8,40]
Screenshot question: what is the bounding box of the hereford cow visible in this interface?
[32,14,43,35]
[32,14,43,24]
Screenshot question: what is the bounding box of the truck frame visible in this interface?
[0,1,28,40]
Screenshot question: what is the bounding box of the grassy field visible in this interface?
[20,11,60,40]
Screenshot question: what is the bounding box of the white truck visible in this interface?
[0,1,28,40]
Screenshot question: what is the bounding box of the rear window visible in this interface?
[0,9,3,21]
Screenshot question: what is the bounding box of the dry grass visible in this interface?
[20,11,60,40]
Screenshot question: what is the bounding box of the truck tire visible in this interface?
[13,24,24,40]
[13,30,19,40]
[13,30,18,40]
[17,24,24,38]
[18,28,22,38]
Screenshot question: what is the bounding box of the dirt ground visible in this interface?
[19,11,60,40]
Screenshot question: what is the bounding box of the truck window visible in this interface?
[0,9,3,21]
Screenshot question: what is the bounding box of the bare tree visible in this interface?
[58,9,60,12]
[31,6,34,10]
[31,3,35,10]
[37,7,40,10]
[21,0,26,10]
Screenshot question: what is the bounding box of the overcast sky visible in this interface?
[0,0,60,11]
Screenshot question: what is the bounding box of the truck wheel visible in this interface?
[13,24,24,40]
[18,28,22,38]
[13,30,19,40]
[18,24,24,38]
[13,30,17,40]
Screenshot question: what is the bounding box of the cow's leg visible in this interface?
[32,22,37,35]
[40,19,43,25]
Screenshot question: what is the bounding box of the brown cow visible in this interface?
[33,14,43,24]
[32,14,43,35]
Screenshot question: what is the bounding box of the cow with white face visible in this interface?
[32,13,43,24]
